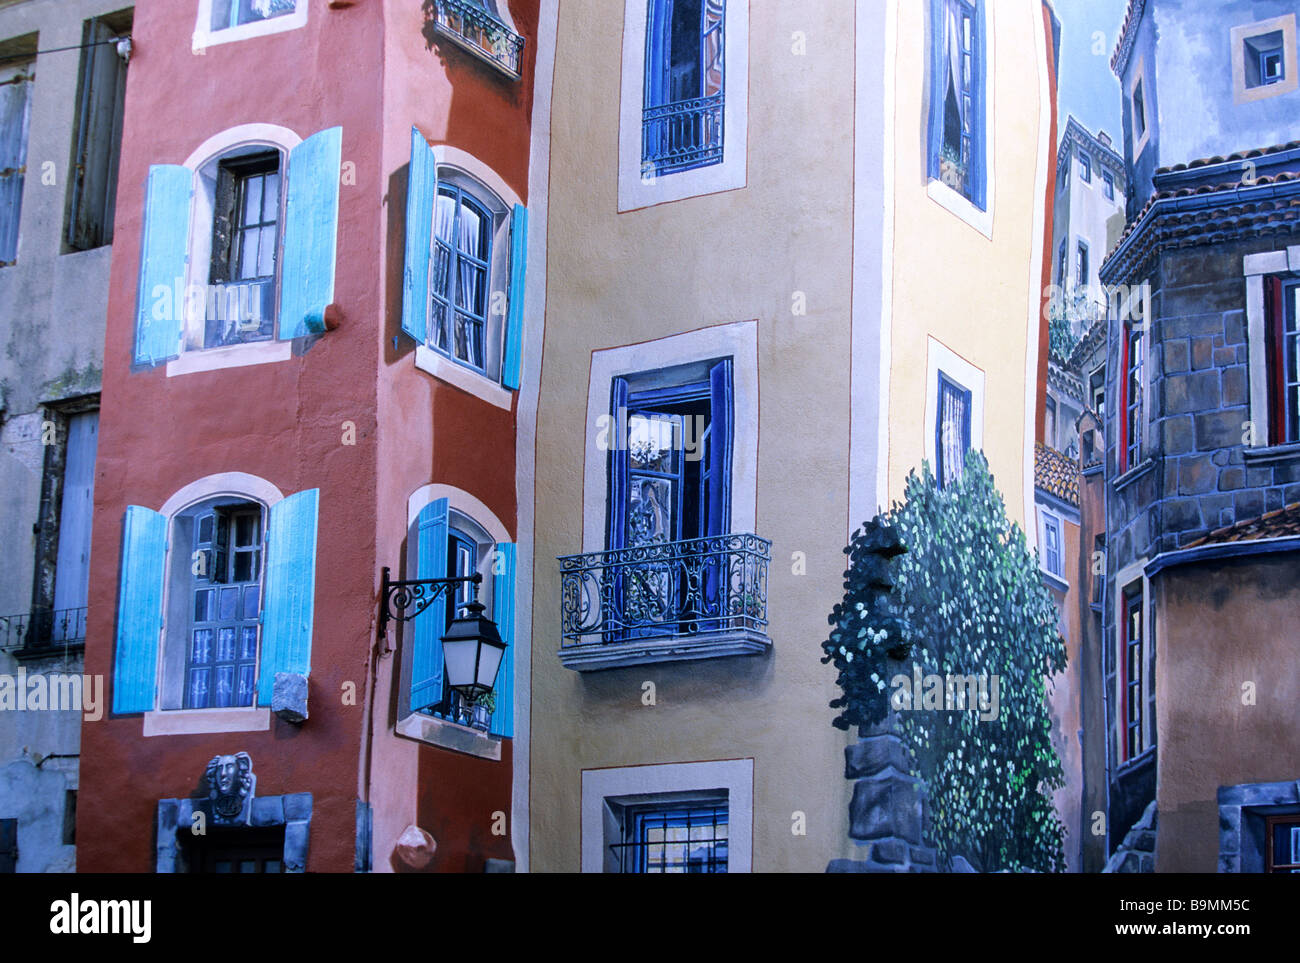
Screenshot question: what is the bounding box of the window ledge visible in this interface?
[1243,441,1300,465]
[1115,746,1155,776]
[926,178,993,240]
[396,710,502,760]
[143,706,271,737]
[1040,569,1069,593]
[167,340,292,378]
[559,628,772,673]
[414,345,513,410]
[1113,457,1155,493]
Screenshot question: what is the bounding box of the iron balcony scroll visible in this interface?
[378,566,482,637]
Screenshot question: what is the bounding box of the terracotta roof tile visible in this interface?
[1034,443,1080,507]
[1184,501,1300,547]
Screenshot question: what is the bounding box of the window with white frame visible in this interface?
[925,339,985,491]
[607,793,729,873]
[1120,320,1144,472]
[926,0,990,224]
[1078,150,1091,184]
[1038,508,1064,580]
[936,372,973,488]
[1102,169,1115,201]
[1232,14,1298,103]
[193,0,308,49]
[617,0,748,211]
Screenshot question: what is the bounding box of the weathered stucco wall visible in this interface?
[1153,552,1300,872]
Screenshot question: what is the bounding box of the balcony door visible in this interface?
[606,359,732,637]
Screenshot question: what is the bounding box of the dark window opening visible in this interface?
[613,802,728,873]
[936,372,972,489]
[184,826,285,873]
[1244,31,1285,89]
[1267,815,1300,872]
[207,150,280,348]
[1265,277,1299,445]
[1132,80,1146,138]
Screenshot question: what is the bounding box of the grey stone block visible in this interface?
[950,855,978,873]
[283,792,313,821]
[1178,455,1217,495]
[848,774,923,844]
[1164,371,1220,415]
[826,858,872,873]
[284,820,310,873]
[1222,366,1247,406]
[1247,466,1273,489]
[909,846,937,867]
[1162,416,1194,455]
[1233,490,1264,522]
[1218,467,1245,491]
[1132,830,1156,853]
[1164,499,1202,532]
[845,736,911,779]
[252,795,285,827]
[1163,339,1189,374]
[872,838,907,864]
[1191,337,1214,370]
[1195,409,1246,451]
[273,671,309,724]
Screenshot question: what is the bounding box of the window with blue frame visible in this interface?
[1103,169,1115,201]
[431,184,493,373]
[210,0,298,32]
[642,0,726,176]
[935,371,972,489]
[1245,31,1285,88]
[613,801,728,873]
[1041,511,1063,579]
[1078,150,1091,183]
[1057,239,1067,284]
[928,0,986,210]
[1076,241,1089,286]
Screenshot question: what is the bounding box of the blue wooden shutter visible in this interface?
[410,498,449,713]
[134,165,191,367]
[112,505,168,713]
[605,377,631,551]
[971,0,988,211]
[926,0,946,183]
[489,541,516,737]
[501,203,528,389]
[645,0,672,107]
[401,126,437,344]
[279,127,342,339]
[706,359,734,537]
[258,489,319,706]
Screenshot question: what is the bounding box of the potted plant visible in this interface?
[471,691,495,732]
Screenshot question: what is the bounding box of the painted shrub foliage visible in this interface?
[822,451,1068,872]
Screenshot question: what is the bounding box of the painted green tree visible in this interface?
[822,451,1068,872]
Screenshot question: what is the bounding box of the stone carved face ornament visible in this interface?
[205,752,255,822]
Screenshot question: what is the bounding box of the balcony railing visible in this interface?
[429,0,525,80]
[558,533,770,670]
[642,94,724,176]
[0,607,88,656]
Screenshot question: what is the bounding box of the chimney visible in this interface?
[1098,130,1112,148]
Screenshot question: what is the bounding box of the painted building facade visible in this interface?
[77,0,540,873]
[1098,0,1300,871]
[0,0,132,874]
[519,0,1054,872]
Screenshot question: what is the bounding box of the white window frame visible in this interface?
[617,0,749,212]
[1244,245,1300,449]
[143,472,285,736]
[581,320,758,554]
[395,484,512,760]
[1112,561,1154,769]
[412,146,521,410]
[1037,505,1066,582]
[924,0,995,239]
[167,124,303,378]
[1231,13,1298,105]
[1127,55,1151,159]
[924,337,986,477]
[193,0,309,52]
[581,759,753,873]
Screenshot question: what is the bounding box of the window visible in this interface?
[1267,815,1300,873]
[1045,397,1057,449]
[181,500,264,710]
[641,0,726,177]
[405,495,517,742]
[193,0,307,49]
[1264,277,1299,446]
[401,132,528,395]
[186,827,286,874]
[0,819,15,873]
[1089,364,1105,417]
[134,125,342,370]
[1058,239,1067,285]
[612,799,728,873]
[211,0,296,31]
[206,150,281,347]
[1040,510,1064,579]
[1121,582,1144,762]
[65,13,130,251]
[1102,169,1115,201]
[0,58,33,267]
[936,372,972,488]
[1076,242,1089,287]
[1132,80,1146,139]
[1078,151,1091,183]
[112,482,319,723]
[1245,31,1285,88]
[928,0,985,210]
[1120,322,1144,471]
[1091,535,1105,605]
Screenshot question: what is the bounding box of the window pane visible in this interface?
[242,176,263,226]
[191,629,213,665]
[261,172,279,220]
[256,225,276,278]
[239,626,258,661]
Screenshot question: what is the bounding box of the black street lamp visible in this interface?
[378,567,507,700]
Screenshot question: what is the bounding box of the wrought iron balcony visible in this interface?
[642,94,724,177]
[558,533,770,671]
[429,0,525,80]
[0,607,87,657]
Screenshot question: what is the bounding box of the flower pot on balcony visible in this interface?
[471,704,492,732]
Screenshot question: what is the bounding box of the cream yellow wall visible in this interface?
[529,0,859,872]
[885,0,1044,527]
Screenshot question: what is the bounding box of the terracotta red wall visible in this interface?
[79,1,385,872]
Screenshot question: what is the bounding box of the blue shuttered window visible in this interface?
[278,127,342,339]
[257,489,319,706]
[410,498,449,713]
[489,542,516,737]
[0,64,33,266]
[402,126,438,344]
[112,506,168,713]
[502,203,528,390]
[134,165,192,366]
[927,0,986,211]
